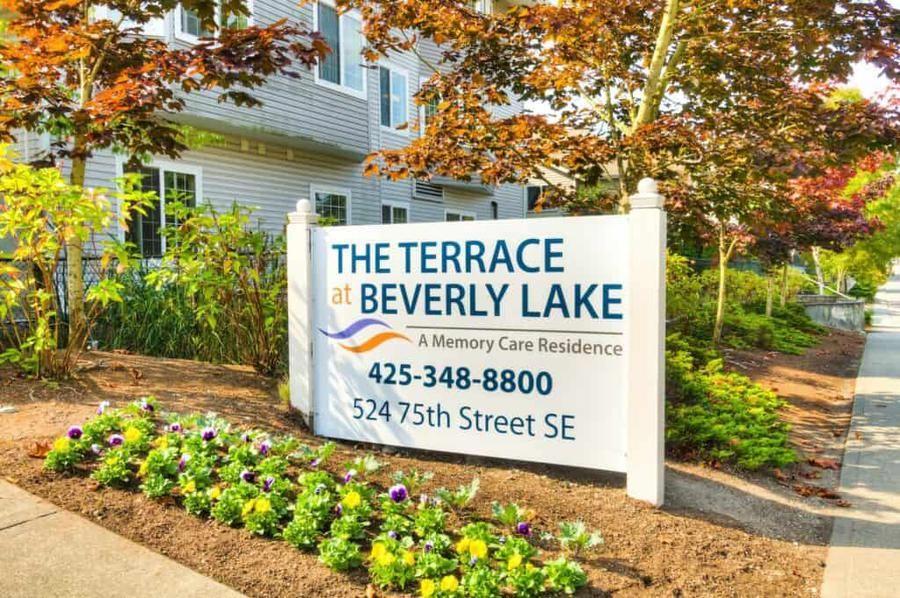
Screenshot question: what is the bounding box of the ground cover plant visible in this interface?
[44,398,599,596]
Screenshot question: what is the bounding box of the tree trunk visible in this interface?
[780,263,789,307]
[633,0,681,130]
[712,228,735,346]
[765,273,774,317]
[811,246,825,295]
[66,154,88,344]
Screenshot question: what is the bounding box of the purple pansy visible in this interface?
[424,541,434,553]
[91,443,103,456]
[240,470,257,484]
[241,432,252,443]
[263,477,275,492]
[169,423,182,433]
[388,484,408,503]
[201,427,216,442]
[67,425,83,440]
[108,434,124,447]
[258,440,271,456]
[515,522,532,537]
[387,530,398,540]
[97,401,110,415]
[343,469,356,484]
[309,458,320,469]
[178,454,189,472]
[140,400,154,413]
[335,504,343,516]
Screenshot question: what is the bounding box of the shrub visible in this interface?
[0,156,150,377]
[45,399,593,596]
[666,335,796,470]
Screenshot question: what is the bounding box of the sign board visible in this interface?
[311,217,628,471]
[288,179,666,504]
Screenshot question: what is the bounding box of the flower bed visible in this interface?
[44,398,600,596]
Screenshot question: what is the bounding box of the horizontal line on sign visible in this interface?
[406,325,623,336]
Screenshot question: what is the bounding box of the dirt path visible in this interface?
[0,334,864,596]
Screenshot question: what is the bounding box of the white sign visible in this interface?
[288,179,666,505]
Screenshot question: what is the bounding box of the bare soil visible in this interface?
[0,332,865,597]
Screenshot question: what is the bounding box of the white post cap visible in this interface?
[630,178,664,210]
[288,198,318,224]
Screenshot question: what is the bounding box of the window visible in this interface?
[315,1,365,96]
[176,1,250,42]
[312,187,350,225]
[221,0,253,29]
[93,5,166,37]
[419,77,439,135]
[445,210,475,222]
[379,66,409,132]
[381,201,409,224]
[471,0,492,14]
[526,184,547,211]
[125,165,199,257]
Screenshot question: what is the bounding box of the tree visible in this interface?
[336,0,898,343]
[0,0,327,339]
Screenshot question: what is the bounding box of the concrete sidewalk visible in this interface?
[822,263,900,598]
[0,480,243,597]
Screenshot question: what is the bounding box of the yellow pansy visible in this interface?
[455,537,471,554]
[242,499,255,517]
[153,436,169,449]
[183,479,197,493]
[376,552,396,567]
[53,437,70,452]
[209,486,221,500]
[370,542,387,560]
[138,460,149,477]
[123,426,142,443]
[402,551,415,566]
[342,490,362,509]
[419,579,436,597]
[469,539,488,560]
[507,553,523,570]
[254,497,272,514]
[440,575,459,592]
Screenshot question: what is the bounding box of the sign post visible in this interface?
[287,179,666,506]
[626,179,667,506]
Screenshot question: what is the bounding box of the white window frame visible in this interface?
[418,76,434,137]
[114,157,204,255]
[524,183,554,213]
[378,62,410,135]
[471,0,492,15]
[312,0,367,100]
[310,184,353,225]
[92,5,167,37]
[444,209,477,222]
[381,199,410,224]
[176,1,252,44]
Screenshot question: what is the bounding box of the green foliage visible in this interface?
[666,334,796,470]
[46,399,593,596]
[0,153,150,377]
[435,478,480,511]
[97,202,288,375]
[556,521,604,556]
[318,537,363,571]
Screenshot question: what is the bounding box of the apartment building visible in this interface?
[12,0,527,257]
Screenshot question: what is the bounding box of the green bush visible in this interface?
[665,335,796,470]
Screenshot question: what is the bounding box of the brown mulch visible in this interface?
[0,336,863,597]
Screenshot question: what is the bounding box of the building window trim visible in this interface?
[311,184,352,225]
[381,199,410,224]
[92,5,168,37]
[379,62,410,136]
[445,208,477,222]
[312,0,367,100]
[114,157,204,256]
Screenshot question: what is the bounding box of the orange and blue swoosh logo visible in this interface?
[319,318,410,353]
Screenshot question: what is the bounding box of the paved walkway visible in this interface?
[0,480,243,597]
[822,263,900,598]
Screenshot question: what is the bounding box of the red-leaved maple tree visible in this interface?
[0,0,328,335]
